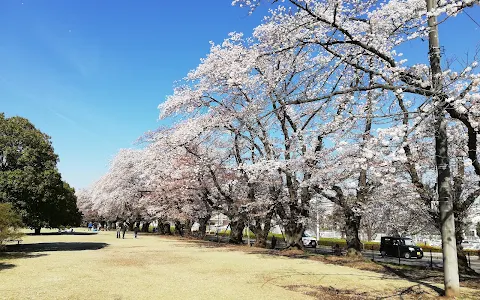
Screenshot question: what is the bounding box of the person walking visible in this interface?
[134,223,139,239]
[122,221,127,239]
[116,221,121,239]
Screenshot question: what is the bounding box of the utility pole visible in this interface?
[426,0,459,296]
[316,202,320,241]
[247,219,250,247]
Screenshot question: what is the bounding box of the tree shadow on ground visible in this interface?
[0,252,48,272]
[0,252,48,259]
[372,261,480,291]
[4,242,109,252]
[377,265,444,297]
[26,232,98,236]
[0,262,16,271]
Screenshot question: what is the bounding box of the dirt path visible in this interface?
[1,231,478,299]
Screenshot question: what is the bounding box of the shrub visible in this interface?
[0,203,24,249]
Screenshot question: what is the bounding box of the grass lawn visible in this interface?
[1,230,479,299]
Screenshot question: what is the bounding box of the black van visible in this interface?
[380,237,423,259]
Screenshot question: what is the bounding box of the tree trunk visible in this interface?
[184,220,192,237]
[174,221,184,236]
[252,211,274,248]
[197,215,209,239]
[163,223,172,235]
[34,227,41,235]
[455,224,476,274]
[158,223,165,234]
[344,209,362,255]
[426,0,460,295]
[283,221,304,250]
[456,244,470,272]
[142,222,150,233]
[228,220,244,244]
[436,112,460,297]
[253,221,271,248]
[366,224,373,242]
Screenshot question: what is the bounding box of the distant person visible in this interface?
[88,222,93,231]
[134,224,139,239]
[116,221,121,239]
[122,222,127,239]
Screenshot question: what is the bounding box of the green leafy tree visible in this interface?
[0,203,23,249]
[0,113,81,234]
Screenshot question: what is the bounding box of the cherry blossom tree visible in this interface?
[88,149,152,224]
[76,188,99,224]
[159,32,342,248]
[233,0,480,294]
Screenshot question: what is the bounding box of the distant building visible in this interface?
[208,213,229,227]
[467,199,480,238]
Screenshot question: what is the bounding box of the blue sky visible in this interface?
[0,0,270,189]
[1,1,479,190]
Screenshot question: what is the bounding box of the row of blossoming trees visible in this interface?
[78,0,480,295]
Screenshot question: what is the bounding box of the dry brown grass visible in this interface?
[0,230,479,299]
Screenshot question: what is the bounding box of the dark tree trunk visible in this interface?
[252,224,268,248]
[163,223,172,235]
[142,222,150,233]
[158,223,165,234]
[174,221,184,236]
[197,215,210,239]
[252,219,272,248]
[34,227,41,235]
[252,211,274,248]
[456,244,470,272]
[283,221,304,250]
[228,220,244,244]
[455,224,476,274]
[344,209,362,255]
[322,187,362,254]
[184,220,192,237]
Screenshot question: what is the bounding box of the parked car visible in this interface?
[302,232,317,248]
[461,240,480,250]
[380,236,423,259]
[428,240,442,248]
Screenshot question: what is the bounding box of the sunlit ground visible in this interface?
[1,230,478,299]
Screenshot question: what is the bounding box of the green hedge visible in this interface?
[317,238,381,250]
[317,238,349,248]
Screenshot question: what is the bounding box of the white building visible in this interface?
[467,198,480,238]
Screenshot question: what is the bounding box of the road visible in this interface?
[311,246,480,273]
[204,235,480,273]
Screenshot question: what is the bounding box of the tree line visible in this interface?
[78,0,480,296]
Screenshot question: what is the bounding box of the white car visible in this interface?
[461,240,479,250]
[469,242,480,250]
[302,232,317,248]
